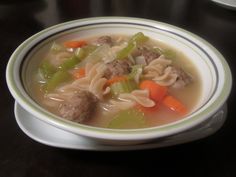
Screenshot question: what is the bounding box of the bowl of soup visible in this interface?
[6,17,232,145]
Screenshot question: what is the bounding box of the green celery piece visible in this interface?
[75,48,86,59]
[116,43,135,60]
[76,45,109,68]
[45,70,72,92]
[75,45,97,59]
[58,45,97,71]
[153,47,176,59]
[117,32,149,60]
[58,55,81,71]
[39,60,56,79]
[162,49,176,59]
[110,79,137,96]
[129,32,149,44]
[152,47,163,55]
[108,109,146,129]
[128,65,143,80]
[83,45,97,55]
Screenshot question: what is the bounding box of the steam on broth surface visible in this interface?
[30,32,201,129]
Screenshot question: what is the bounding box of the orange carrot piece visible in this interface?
[106,76,127,86]
[73,68,85,79]
[78,68,85,76]
[64,40,87,48]
[162,95,187,115]
[139,80,167,103]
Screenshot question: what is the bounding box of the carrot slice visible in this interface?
[64,40,87,48]
[162,95,187,115]
[139,80,167,103]
[73,68,85,79]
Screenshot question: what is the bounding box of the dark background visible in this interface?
[1,0,236,176]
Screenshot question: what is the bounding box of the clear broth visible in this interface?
[30,34,202,129]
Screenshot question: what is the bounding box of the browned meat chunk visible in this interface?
[104,60,132,79]
[59,90,98,123]
[136,47,160,64]
[171,66,192,88]
[96,36,113,46]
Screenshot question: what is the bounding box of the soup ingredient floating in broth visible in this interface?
[34,32,198,129]
[108,109,146,129]
[59,90,98,123]
[64,40,87,48]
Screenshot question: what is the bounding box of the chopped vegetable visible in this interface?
[129,32,149,44]
[74,48,86,59]
[39,60,56,79]
[45,70,72,92]
[75,45,97,59]
[64,40,87,48]
[162,49,176,59]
[56,45,96,71]
[78,44,110,66]
[152,47,162,55]
[74,45,99,67]
[128,65,143,83]
[117,32,149,60]
[73,68,86,79]
[116,43,135,60]
[107,109,146,129]
[139,80,167,103]
[162,95,187,115]
[110,79,137,96]
[58,55,81,71]
[83,45,97,55]
[127,54,135,64]
[153,47,176,59]
[106,76,127,86]
[135,56,147,65]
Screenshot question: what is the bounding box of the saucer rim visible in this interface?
[14,101,227,151]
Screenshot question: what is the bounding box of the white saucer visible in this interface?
[14,102,227,151]
[211,0,236,10]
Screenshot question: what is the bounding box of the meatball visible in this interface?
[104,59,132,79]
[96,36,113,46]
[59,90,98,123]
[136,47,160,64]
[171,66,192,88]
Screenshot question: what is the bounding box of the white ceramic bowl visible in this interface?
[6,17,232,145]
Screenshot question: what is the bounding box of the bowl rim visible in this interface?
[6,16,232,142]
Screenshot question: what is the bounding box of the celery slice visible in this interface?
[162,49,176,59]
[153,47,176,59]
[152,47,163,55]
[78,44,110,67]
[108,109,146,129]
[58,56,81,71]
[75,45,97,59]
[45,71,72,92]
[128,65,143,79]
[74,48,85,59]
[116,43,135,60]
[117,32,149,60]
[58,45,98,70]
[39,60,56,79]
[129,32,149,44]
[110,79,137,96]
[83,45,97,55]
